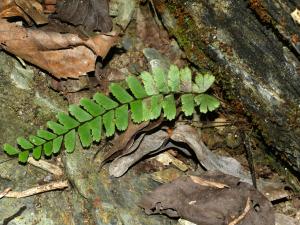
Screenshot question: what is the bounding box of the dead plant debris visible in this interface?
[140,172,275,225]
[0,19,117,78]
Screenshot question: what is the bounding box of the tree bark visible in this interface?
[152,0,300,172]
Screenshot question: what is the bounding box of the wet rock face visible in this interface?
[152,0,300,172]
[0,52,175,225]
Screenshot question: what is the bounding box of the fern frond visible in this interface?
[103,111,115,137]
[153,67,169,93]
[140,71,158,95]
[115,105,129,131]
[64,129,76,153]
[3,65,220,163]
[78,123,93,147]
[127,76,148,99]
[168,65,180,92]
[52,136,63,154]
[32,146,42,160]
[89,117,102,142]
[180,67,192,92]
[181,94,195,116]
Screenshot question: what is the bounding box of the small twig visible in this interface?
[3,180,68,198]
[190,176,229,188]
[0,188,12,199]
[229,197,251,225]
[149,0,160,25]
[3,205,27,225]
[27,157,64,177]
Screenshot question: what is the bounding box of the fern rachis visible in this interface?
[3,65,220,163]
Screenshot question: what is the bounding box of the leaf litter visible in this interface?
[0,0,116,79]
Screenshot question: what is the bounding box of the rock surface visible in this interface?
[152,0,300,172]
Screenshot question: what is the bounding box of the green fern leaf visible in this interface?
[43,141,53,157]
[29,135,46,145]
[150,95,163,120]
[194,94,220,113]
[126,76,148,99]
[32,146,42,160]
[37,130,57,140]
[69,105,93,123]
[110,83,134,104]
[93,93,119,110]
[2,64,220,164]
[180,67,192,92]
[64,129,76,153]
[57,112,80,129]
[17,137,34,149]
[181,94,195,116]
[78,123,92,148]
[52,136,63,154]
[153,67,169,93]
[80,98,105,117]
[168,65,180,92]
[103,111,115,137]
[162,94,176,120]
[19,150,29,163]
[88,116,102,142]
[3,144,19,156]
[115,105,129,131]
[140,71,158,95]
[195,73,215,93]
[47,121,68,135]
[142,99,151,121]
[130,100,143,123]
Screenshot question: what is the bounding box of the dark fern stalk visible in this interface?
[3,65,220,163]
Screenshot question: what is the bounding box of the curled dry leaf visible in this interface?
[139,172,275,225]
[100,116,164,168]
[0,19,118,78]
[0,0,47,25]
[109,130,169,177]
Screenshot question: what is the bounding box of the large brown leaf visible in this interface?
[0,19,117,78]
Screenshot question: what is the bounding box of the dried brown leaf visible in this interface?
[100,116,164,168]
[15,0,48,24]
[54,0,112,32]
[140,172,275,225]
[0,0,47,24]
[0,19,117,78]
[0,0,31,24]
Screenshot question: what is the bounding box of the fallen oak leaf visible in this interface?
[0,0,32,24]
[0,0,47,25]
[15,0,48,25]
[0,19,118,78]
